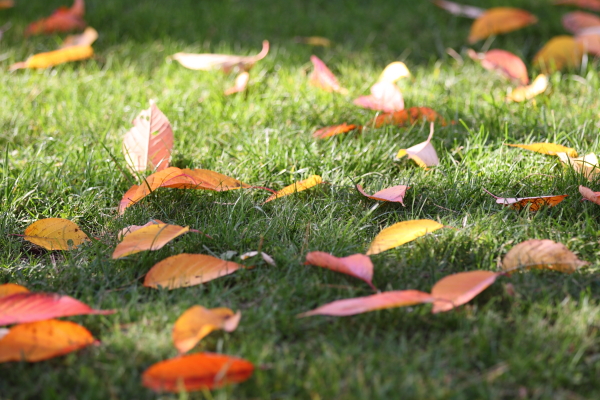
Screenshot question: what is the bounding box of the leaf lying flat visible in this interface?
[502,239,588,273]
[431,271,499,313]
[533,36,584,72]
[370,107,450,128]
[483,189,567,211]
[468,8,538,43]
[10,45,93,71]
[555,0,600,10]
[395,123,439,168]
[366,219,444,256]
[0,284,29,299]
[433,0,485,18]
[468,49,528,85]
[173,306,241,354]
[112,224,189,259]
[505,142,577,157]
[264,175,323,203]
[562,11,600,34]
[506,74,548,102]
[170,41,269,73]
[144,254,242,290]
[60,26,97,48]
[25,0,86,36]
[353,82,404,113]
[224,71,250,95]
[309,55,347,94]
[305,252,376,290]
[579,185,600,205]
[356,184,409,205]
[313,123,361,139]
[294,36,332,47]
[117,219,165,240]
[0,293,114,326]
[557,152,600,181]
[24,218,89,251]
[378,62,411,84]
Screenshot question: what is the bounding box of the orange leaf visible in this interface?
[309,55,348,94]
[112,223,189,259]
[557,152,600,181]
[378,62,411,83]
[0,320,94,363]
[123,102,173,173]
[562,11,600,34]
[0,0,14,9]
[144,254,242,290]
[312,123,361,139]
[0,284,29,299]
[294,36,333,47]
[24,218,89,251]
[172,306,241,354]
[305,252,376,290]
[433,0,485,18]
[170,41,269,73]
[264,175,323,203]
[370,107,450,128]
[356,184,409,205]
[483,188,567,211]
[468,8,537,43]
[505,142,577,157]
[395,122,439,168]
[10,45,93,71]
[142,352,254,392]
[0,292,114,326]
[576,31,600,56]
[579,185,600,205]
[502,239,588,273]
[366,219,444,256]
[533,36,584,72]
[117,219,165,240]
[506,74,548,102]
[60,26,98,48]
[224,71,250,95]
[353,82,404,113]
[431,271,499,313]
[25,0,86,36]
[468,49,528,85]
[298,290,433,317]
[555,0,600,10]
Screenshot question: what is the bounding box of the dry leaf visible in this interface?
[298,290,433,317]
[0,284,29,299]
[555,0,600,10]
[239,251,276,266]
[313,123,361,139]
[24,218,89,251]
[123,102,174,173]
[395,122,439,168]
[366,219,444,256]
[378,62,411,84]
[224,71,250,95]
[579,185,600,205]
[562,11,600,34]
[505,143,577,157]
[506,74,548,102]
[170,41,269,73]
[305,252,376,290]
[0,1,14,9]
[502,239,588,273]
[264,175,323,203]
[25,0,86,36]
[353,82,404,112]
[370,107,450,128]
[294,36,332,47]
[142,352,254,392]
[0,320,95,363]
[483,188,567,211]
[309,55,348,94]
[433,0,485,18]
[10,45,93,71]
[60,26,98,48]
[468,8,538,43]
[468,49,528,85]
[144,254,243,289]
[533,36,584,72]
[112,223,189,259]
[356,184,409,205]
[0,292,114,326]
[173,306,241,354]
[117,219,165,240]
[431,271,499,313]
[557,152,600,181]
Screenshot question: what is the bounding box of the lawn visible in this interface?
[2,0,600,399]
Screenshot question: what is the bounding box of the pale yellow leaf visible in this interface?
[366,219,444,255]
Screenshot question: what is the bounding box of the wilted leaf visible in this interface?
[555,0,600,10]
[431,271,499,313]
[294,36,332,47]
[0,292,114,326]
[112,223,189,259]
[505,143,577,157]
[173,306,241,354]
[25,0,86,36]
[562,11,600,34]
[224,71,250,95]
[378,62,411,83]
[144,254,243,289]
[370,107,450,128]
[60,26,97,48]
[123,102,174,173]
[502,239,588,273]
[433,0,485,18]
[353,82,404,112]
[468,49,528,85]
[506,74,548,102]
[395,123,439,168]
[305,252,376,290]
[483,188,567,211]
[0,284,29,299]
[468,8,538,43]
[142,352,254,392]
[366,219,444,255]
[309,55,348,94]
[10,45,93,71]
[533,36,584,72]
[579,185,600,205]
[117,219,165,240]
[239,251,276,266]
[313,123,361,139]
[557,152,600,181]
[0,320,94,363]
[264,175,323,203]
[356,184,409,205]
[298,290,433,317]
[170,41,269,73]
[24,218,89,251]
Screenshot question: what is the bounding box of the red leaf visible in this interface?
[431,271,499,313]
[312,123,361,139]
[356,184,409,205]
[468,49,529,85]
[25,0,86,36]
[305,252,376,290]
[309,55,347,94]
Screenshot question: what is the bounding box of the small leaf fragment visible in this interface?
[172,306,241,354]
[353,82,404,112]
[579,185,600,205]
[483,189,567,211]
[264,175,323,203]
[555,0,600,10]
[505,143,577,157]
[433,0,485,18]
[356,184,409,205]
[24,218,89,251]
[111,224,189,259]
[60,26,97,48]
[305,252,376,290]
[378,62,411,84]
[395,123,439,168]
[170,41,269,73]
[366,219,444,256]
[239,251,276,266]
[468,8,538,43]
[294,36,332,47]
[0,284,29,299]
[370,107,450,128]
[224,71,250,95]
[502,239,588,273]
[506,74,548,102]
[431,271,499,313]
[313,123,361,139]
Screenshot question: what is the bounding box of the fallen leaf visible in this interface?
[142,352,254,392]
[170,41,269,73]
[353,82,404,112]
[239,251,276,266]
[433,0,485,18]
[366,219,444,256]
[23,218,89,251]
[25,0,86,36]
[112,223,189,259]
[309,55,348,94]
[356,184,409,205]
[224,71,250,95]
[576,31,600,56]
[123,102,174,173]
[298,290,433,317]
[305,252,376,290]
[9,45,94,71]
[395,122,439,168]
[533,36,584,72]
[562,11,600,34]
[312,123,361,139]
[506,74,548,102]
[555,0,600,11]
[173,306,241,354]
[60,26,98,48]
[144,254,243,289]
[557,152,600,181]
[0,292,114,326]
[0,0,14,9]
[502,239,588,273]
[468,8,538,43]
[117,219,165,240]
[294,36,332,47]
[468,49,529,85]
[482,188,567,211]
[0,284,29,298]
[0,320,95,363]
[505,142,577,157]
[264,175,323,203]
[378,62,411,83]
[579,185,600,205]
[370,107,450,128]
[431,271,499,313]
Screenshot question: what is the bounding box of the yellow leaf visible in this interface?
[533,36,584,72]
[505,143,577,157]
[395,123,439,168]
[0,284,29,299]
[506,74,548,102]
[24,218,89,251]
[111,224,189,259]
[468,8,538,43]
[502,239,588,273]
[294,36,332,47]
[10,45,94,71]
[366,219,444,255]
[172,306,241,354]
[557,152,600,181]
[264,175,323,203]
[378,62,411,84]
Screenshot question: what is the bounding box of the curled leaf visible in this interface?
[576,31,600,56]
[313,123,361,139]
[366,219,444,256]
[173,306,241,354]
[60,26,98,48]
[305,252,376,290]
[10,45,93,71]
[468,49,528,85]
[562,11,600,34]
[309,55,347,94]
[395,122,439,168]
[356,184,409,205]
[533,36,584,72]
[505,142,577,157]
[370,107,450,128]
[378,62,411,83]
[224,71,250,95]
[483,188,567,211]
[353,82,404,112]
[506,74,548,102]
[431,271,499,313]
[170,41,269,73]
[111,223,189,259]
[502,239,588,273]
[468,8,538,43]
[0,284,29,299]
[557,152,600,181]
[579,185,600,205]
[555,0,600,10]
[240,251,276,266]
[264,175,323,203]
[25,0,86,36]
[24,218,89,251]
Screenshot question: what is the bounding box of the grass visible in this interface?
[2,0,600,398]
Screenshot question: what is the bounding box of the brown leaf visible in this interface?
[468,8,537,43]
[353,82,404,113]
[483,188,567,211]
[433,0,485,18]
[224,71,250,95]
[111,223,189,259]
[501,239,588,273]
[579,185,600,205]
[0,284,29,299]
[533,36,584,72]
[25,0,86,36]
[305,252,376,290]
[264,175,323,203]
[369,107,451,128]
[24,218,89,251]
[10,45,93,71]
[562,11,600,34]
[555,0,600,11]
[356,184,409,205]
[309,55,348,94]
[431,271,499,313]
[170,41,269,73]
[312,123,361,139]
[506,74,548,102]
[172,306,241,354]
[395,122,439,168]
[468,49,528,85]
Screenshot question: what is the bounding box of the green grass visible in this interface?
[2,0,600,398]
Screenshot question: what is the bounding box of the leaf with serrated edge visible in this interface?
[366,219,444,255]
[172,306,241,354]
[431,271,499,313]
[501,239,588,273]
